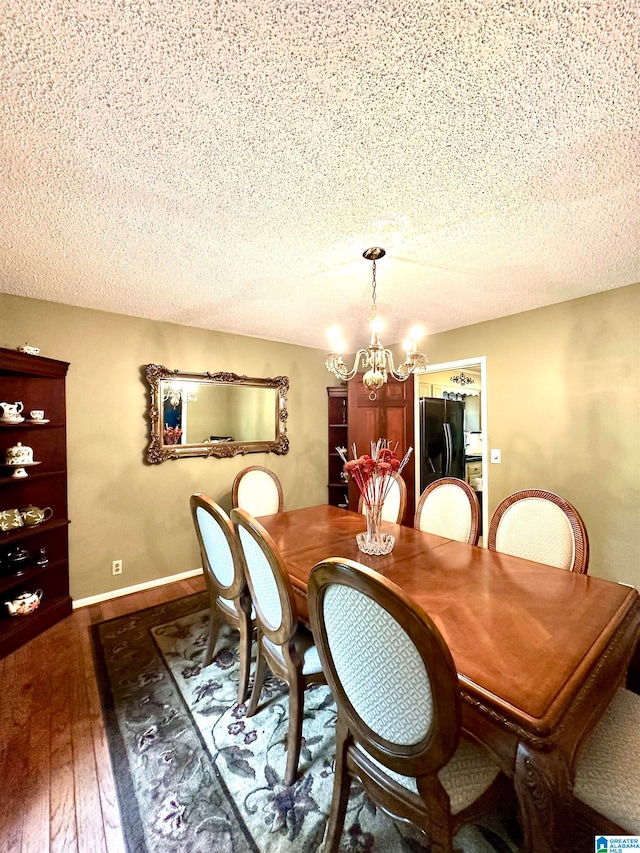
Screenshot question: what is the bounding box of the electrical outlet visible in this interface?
[490,448,501,464]
[112,559,123,576]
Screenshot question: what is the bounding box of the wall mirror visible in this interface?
[145,364,289,462]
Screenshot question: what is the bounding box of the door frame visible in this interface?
[414,356,488,544]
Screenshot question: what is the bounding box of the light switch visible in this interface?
[491,448,501,463]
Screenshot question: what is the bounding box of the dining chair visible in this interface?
[570,687,640,836]
[307,557,514,853]
[488,489,589,573]
[230,507,326,787]
[357,472,407,524]
[414,477,481,544]
[190,493,254,703]
[232,465,284,517]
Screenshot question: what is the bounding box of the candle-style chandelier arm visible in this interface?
[325,348,372,382]
[326,346,428,384]
[385,348,429,380]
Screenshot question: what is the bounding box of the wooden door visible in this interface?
[347,374,415,523]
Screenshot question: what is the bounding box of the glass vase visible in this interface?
[356,501,395,556]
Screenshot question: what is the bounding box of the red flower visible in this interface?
[338,439,413,510]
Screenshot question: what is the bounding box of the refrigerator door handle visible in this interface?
[443,423,453,477]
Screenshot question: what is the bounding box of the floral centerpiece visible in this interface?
[337,439,413,555]
[163,426,183,445]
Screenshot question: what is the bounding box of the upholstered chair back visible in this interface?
[488,489,589,573]
[358,473,407,525]
[309,558,460,778]
[308,558,509,852]
[191,494,244,603]
[324,584,433,746]
[231,507,326,787]
[414,478,480,544]
[190,494,254,702]
[232,466,283,517]
[231,507,296,645]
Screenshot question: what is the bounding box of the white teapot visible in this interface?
[0,401,24,421]
[5,589,43,616]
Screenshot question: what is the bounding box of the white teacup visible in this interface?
[30,410,45,421]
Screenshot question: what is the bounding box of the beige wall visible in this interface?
[0,294,329,600]
[2,283,639,599]
[419,283,640,587]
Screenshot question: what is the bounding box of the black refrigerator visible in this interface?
[419,397,465,492]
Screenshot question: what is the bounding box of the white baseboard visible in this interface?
[72,567,204,609]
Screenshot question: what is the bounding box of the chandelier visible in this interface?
[162,382,197,408]
[450,371,475,387]
[325,247,428,400]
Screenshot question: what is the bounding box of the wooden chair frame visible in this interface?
[356,472,407,525]
[230,507,326,786]
[488,488,589,574]
[414,477,481,544]
[308,557,513,853]
[231,465,284,515]
[190,493,254,702]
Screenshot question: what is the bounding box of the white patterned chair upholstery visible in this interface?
[232,466,283,517]
[230,507,326,787]
[488,489,589,573]
[570,688,640,835]
[190,493,254,703]
[357,472,407,524]
[307,557,514,853]
[414,478,481,544]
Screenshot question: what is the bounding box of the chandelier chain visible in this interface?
[370,259,377,321]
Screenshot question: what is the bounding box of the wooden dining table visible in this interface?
[258,504,640,853]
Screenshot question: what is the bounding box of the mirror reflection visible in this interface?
[162,382,278,445]
[146,365,289,462]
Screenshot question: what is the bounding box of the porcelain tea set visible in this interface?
[17,344,40,356]
[0,505,53,532]
[5,589,43,616]
[2,441,42,478]
[0,401,48,425]
[1,401,48,478]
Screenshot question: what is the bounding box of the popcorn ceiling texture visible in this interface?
[1,0,639,348]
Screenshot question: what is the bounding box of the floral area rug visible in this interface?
[91,593,519,853]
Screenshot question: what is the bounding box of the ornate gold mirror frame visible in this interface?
[145,364,289,463]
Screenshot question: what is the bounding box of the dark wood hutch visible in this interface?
[0,347,71,657]
[327,386,349,509]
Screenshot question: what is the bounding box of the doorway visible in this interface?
[414,357,488,543]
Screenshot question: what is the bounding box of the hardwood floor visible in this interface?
[0,574,207,853]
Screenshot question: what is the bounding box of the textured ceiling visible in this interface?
[1,1,639,353]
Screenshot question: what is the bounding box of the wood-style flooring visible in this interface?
[0,574,207,853]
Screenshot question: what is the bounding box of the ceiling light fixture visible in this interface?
[162,382,197,408]
[450,371,475,387]
[325,247,428,400]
